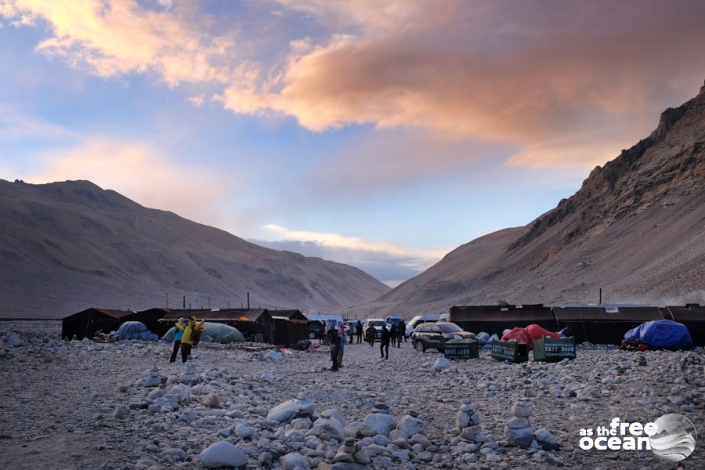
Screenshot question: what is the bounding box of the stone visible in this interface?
[505,427,535,448]
[534,428,555,444]
[312,417,346,441]
[235,424,251,438]
[433,357,451,371]
[202,392,221,408]
[362,413,396,437]
[456,411,471,428]
[112,407,126,419]
[511,405,531,418]
[321,408,348,427]
[281,451,311,470]
[266,350,283,362]
[268,397,315,423]
[158,448,186,461]
[346,422,377,438]
[199,441,248,468]
[396,415,425,438]
[506,417,530,429]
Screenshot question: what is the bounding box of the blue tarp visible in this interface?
[115,321,159,341]
[623,320,692,349]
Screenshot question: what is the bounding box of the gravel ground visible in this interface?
[1,321,703,470]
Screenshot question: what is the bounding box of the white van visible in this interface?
[306,315,344,331]
[405,315,440,338]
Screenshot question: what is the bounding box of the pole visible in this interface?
[599,288,602,304]
[183,295,186,309]
[166,293,168,309]
[247,292,250,309]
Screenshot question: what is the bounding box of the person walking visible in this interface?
[366,324,376,347]
[170,318,188,363]
[180,316,204,363]
[356,320,363,344]
[328,328,341,371]
[380,325,390,360]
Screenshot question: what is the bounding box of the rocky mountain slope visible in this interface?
[349,81,705,319]
[0,180,389,318]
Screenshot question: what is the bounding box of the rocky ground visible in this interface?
[1,320,703,470]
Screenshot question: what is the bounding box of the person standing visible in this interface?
[356,320,363,344]
[390,324,397,348]
[396,321,404,347]
[328,328,341,371]
[170,318,188,363]
[338,325,346,367]
[399,319,407,343]
[180,316,204,363]
[380,325,390,360]
[348,323,354,345]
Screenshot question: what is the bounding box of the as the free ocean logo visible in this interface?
[579,414,697,462]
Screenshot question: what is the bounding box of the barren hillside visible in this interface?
[0,180,390,318]
[348,81,705,319]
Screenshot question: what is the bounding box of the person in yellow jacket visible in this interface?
[177,316,204,363]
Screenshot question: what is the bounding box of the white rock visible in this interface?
[312,417,346,441]
[199,441,248,468]
[396,415,425,438]
[363,413,397,437]
[433,357,451,371]
[267,397,315,423]
[281,452,311,470]
[266,350,284,362]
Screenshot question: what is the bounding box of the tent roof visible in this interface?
[63,308,136,321]
[553,305,662,322]
[270,309,307,321]
[450,304,554,322]
[664,305,705,322]
[159,308,271,322]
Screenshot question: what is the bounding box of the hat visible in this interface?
[190,316,197,322]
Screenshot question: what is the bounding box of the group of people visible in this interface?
[169,316,205,364]
[378,322,406,359]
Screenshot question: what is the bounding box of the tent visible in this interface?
[62,308,135,340]
[159,308,274,343]
[270,309,309,346]
[552,305,663,345]
[121,308,206,337]
[622,320,692,350]
[115,321,159,341]
[450,304,556,337]
[162,322,245,344]
[662,304,705,346]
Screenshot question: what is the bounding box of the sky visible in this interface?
[1,1,705,287]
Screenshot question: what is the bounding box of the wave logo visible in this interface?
[649,414,697,462]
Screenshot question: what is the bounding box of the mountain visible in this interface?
[0,180,390,318]
[348,80,705,319]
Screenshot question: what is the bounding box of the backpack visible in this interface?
[191,326,202,346]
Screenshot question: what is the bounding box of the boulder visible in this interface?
[199,441,248,468]
[362,413,396,437]
[267,397,315,423]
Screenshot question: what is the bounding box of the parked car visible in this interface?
[364,319,387,341]
[386,316,402,328]
[308,320,326,340]
[405,315,440,338]
[438,313,450,322]
[411,322,475,353]
[343,320,358,337]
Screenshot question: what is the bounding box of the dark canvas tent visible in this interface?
[62,308,135,340]
[132,308,207,337]
[450,304,556,337]
[159,308,275,343]
[662,304,705,346]
[552,305,663,345]
[270,309,309,346]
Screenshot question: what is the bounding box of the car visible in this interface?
[342,320,359,337]
[405,315,440,338]
[364,319,387,342]
[308,320,326,340]
[411,322,475,353]
[386,316,402,328]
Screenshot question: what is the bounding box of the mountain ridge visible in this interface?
[0,179,390,318]
[346,80,705,319]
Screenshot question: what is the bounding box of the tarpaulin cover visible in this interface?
[501,327,533,348]
[115,321,159,341]
[623,320,693,350]
[162,322,245,344]
[526,324,562,341]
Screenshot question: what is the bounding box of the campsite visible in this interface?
[1,305,704,470]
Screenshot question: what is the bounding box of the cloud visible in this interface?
[1,0,239,85]
[22,137,233,222]
[252,224,448,284]
[0,105,80,141]
[5,0,705,172]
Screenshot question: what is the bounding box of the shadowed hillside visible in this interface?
[0,180,389,318]
[348,81,705,319]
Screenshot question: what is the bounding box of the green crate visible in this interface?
[491,340,529,363]
[444,339,479,360]
[533,336,576,362]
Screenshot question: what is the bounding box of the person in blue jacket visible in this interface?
[169,318,188,363]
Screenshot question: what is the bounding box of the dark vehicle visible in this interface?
[411,322,475,353]
[308,320,326,340]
